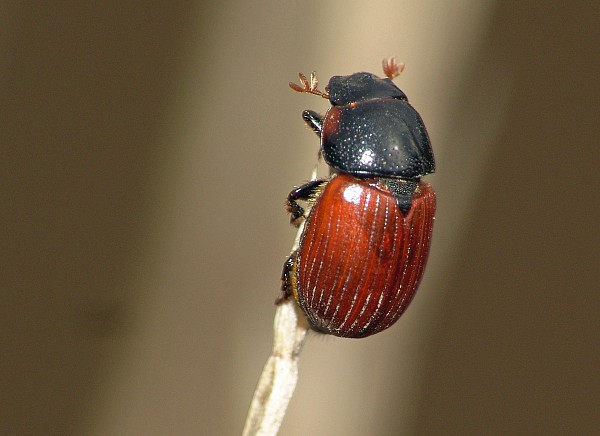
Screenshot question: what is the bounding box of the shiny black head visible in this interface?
[327,72,407,106]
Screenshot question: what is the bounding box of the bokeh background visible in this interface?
[2,1,598,435]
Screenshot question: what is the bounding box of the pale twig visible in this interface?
[242,167,318,436]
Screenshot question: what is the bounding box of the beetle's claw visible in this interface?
[382,57,405,80]
[276,254,296,305]
[285,199,305,226]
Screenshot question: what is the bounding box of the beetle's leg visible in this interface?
[286,179,327,227]
[382,178,418,215]
[302,110,323,138]
[275,252,297,304]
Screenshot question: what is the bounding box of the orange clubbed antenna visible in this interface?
[289,71,329,99]
[382,56,405,80]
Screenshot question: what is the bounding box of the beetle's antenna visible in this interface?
[382,57,405,80]
[289,71,329,99]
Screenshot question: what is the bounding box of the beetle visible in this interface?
[277,58,436,338]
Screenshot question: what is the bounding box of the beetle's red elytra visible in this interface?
[294,174,435,338]
[279,58,436,338]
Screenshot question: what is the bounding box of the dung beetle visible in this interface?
[278,58,436,338]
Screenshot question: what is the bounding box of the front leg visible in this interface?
[286,178,327,227]
[302,110,324,138]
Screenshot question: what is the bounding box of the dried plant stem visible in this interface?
[242,168,317,436]
[242,298,308,436]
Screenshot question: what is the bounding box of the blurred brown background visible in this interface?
[2,1,598,435]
